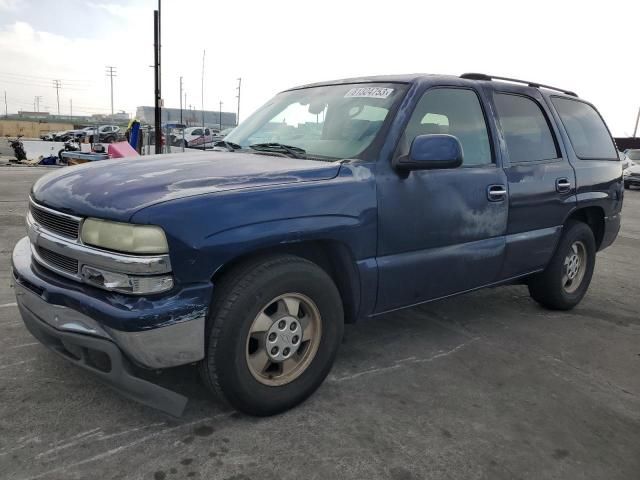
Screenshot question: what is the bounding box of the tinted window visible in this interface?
[399,88,492,166]
[191,129,203,136]
[627,149,640,161]
[551,97,617,159]
[494,94,558,162]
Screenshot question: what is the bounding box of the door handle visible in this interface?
[556,178,572,193]
[487,184,507,202]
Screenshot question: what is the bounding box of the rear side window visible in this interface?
[551,97,617,160]
[494,93,558,163]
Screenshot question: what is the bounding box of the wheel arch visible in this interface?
[210,239,361,324]
[565,206,605,250]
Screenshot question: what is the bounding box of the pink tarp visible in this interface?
[108,142,139,158]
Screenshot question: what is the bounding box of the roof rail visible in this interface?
[460,73,578,97]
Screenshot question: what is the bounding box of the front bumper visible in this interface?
[12,236,213,415]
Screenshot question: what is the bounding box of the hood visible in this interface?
[31,151,341,221]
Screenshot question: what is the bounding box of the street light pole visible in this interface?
[219,100,223,131]
[633,107,640,139]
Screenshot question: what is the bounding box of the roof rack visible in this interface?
[460,73,578,97]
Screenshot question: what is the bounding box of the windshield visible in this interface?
[626,149,640,161]
[226,83,406,160]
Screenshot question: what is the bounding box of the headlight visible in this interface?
[81,265,173,295]
[81,218,169,254]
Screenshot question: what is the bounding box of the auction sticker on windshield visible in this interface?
[344,87,394,99]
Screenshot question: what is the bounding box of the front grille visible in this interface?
[36,246,79,275]
[30,202,80,239]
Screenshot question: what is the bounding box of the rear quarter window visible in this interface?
[551,97,617,160]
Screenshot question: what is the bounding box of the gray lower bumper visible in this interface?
[17,296,188,416]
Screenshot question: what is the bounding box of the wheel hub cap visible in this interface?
[265,316,303,362]
[245,293,322,386]
[562,240,587,293]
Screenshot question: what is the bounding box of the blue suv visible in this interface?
[12,73,623,416]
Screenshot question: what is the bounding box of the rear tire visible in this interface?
[199,254,344,416]
[528,220,596,310]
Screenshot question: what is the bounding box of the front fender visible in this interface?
[131,163,378,285]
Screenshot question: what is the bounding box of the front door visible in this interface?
[375,86,508,313]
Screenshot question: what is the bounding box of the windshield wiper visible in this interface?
[213,140,242,150]
[249,143,306,159]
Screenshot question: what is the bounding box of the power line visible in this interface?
[0,70,95,85]
[0,76,88,91]
[105,66,117,115]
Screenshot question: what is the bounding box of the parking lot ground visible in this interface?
[0,167,638,480]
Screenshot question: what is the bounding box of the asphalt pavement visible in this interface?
[0,166,638,480]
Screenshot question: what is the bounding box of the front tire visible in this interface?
[199,255,344,416]
[528,220,596,310]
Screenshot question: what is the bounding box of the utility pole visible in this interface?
[3,91,7,118]
[236,77,241,126]
[53,80,61,115]
[633,107,640,138]
[105,66,117,116]
[34,96,43,112]
[70,98,73,118]
[219,100,223,130]
[153,9,162,153]
[157,0,161,98]
[179,76,183,124]
[201,50,205,135]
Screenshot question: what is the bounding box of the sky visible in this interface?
[0,0,638,135]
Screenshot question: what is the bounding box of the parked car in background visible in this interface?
[40,132,55,141]
[84,125,121,143]
[219,127,235,137]
[623,149,640,189]
[174,126,215,148]
[53,130,75,142]
[12,73,623,417]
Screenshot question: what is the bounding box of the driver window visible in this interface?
[399,88,492,166]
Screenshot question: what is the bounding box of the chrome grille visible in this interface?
[36,246,79,275]
[30,202,80,239]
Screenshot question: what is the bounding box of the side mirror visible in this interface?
[394,134,463,172]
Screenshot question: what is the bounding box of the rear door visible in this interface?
[491,88,576,279]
